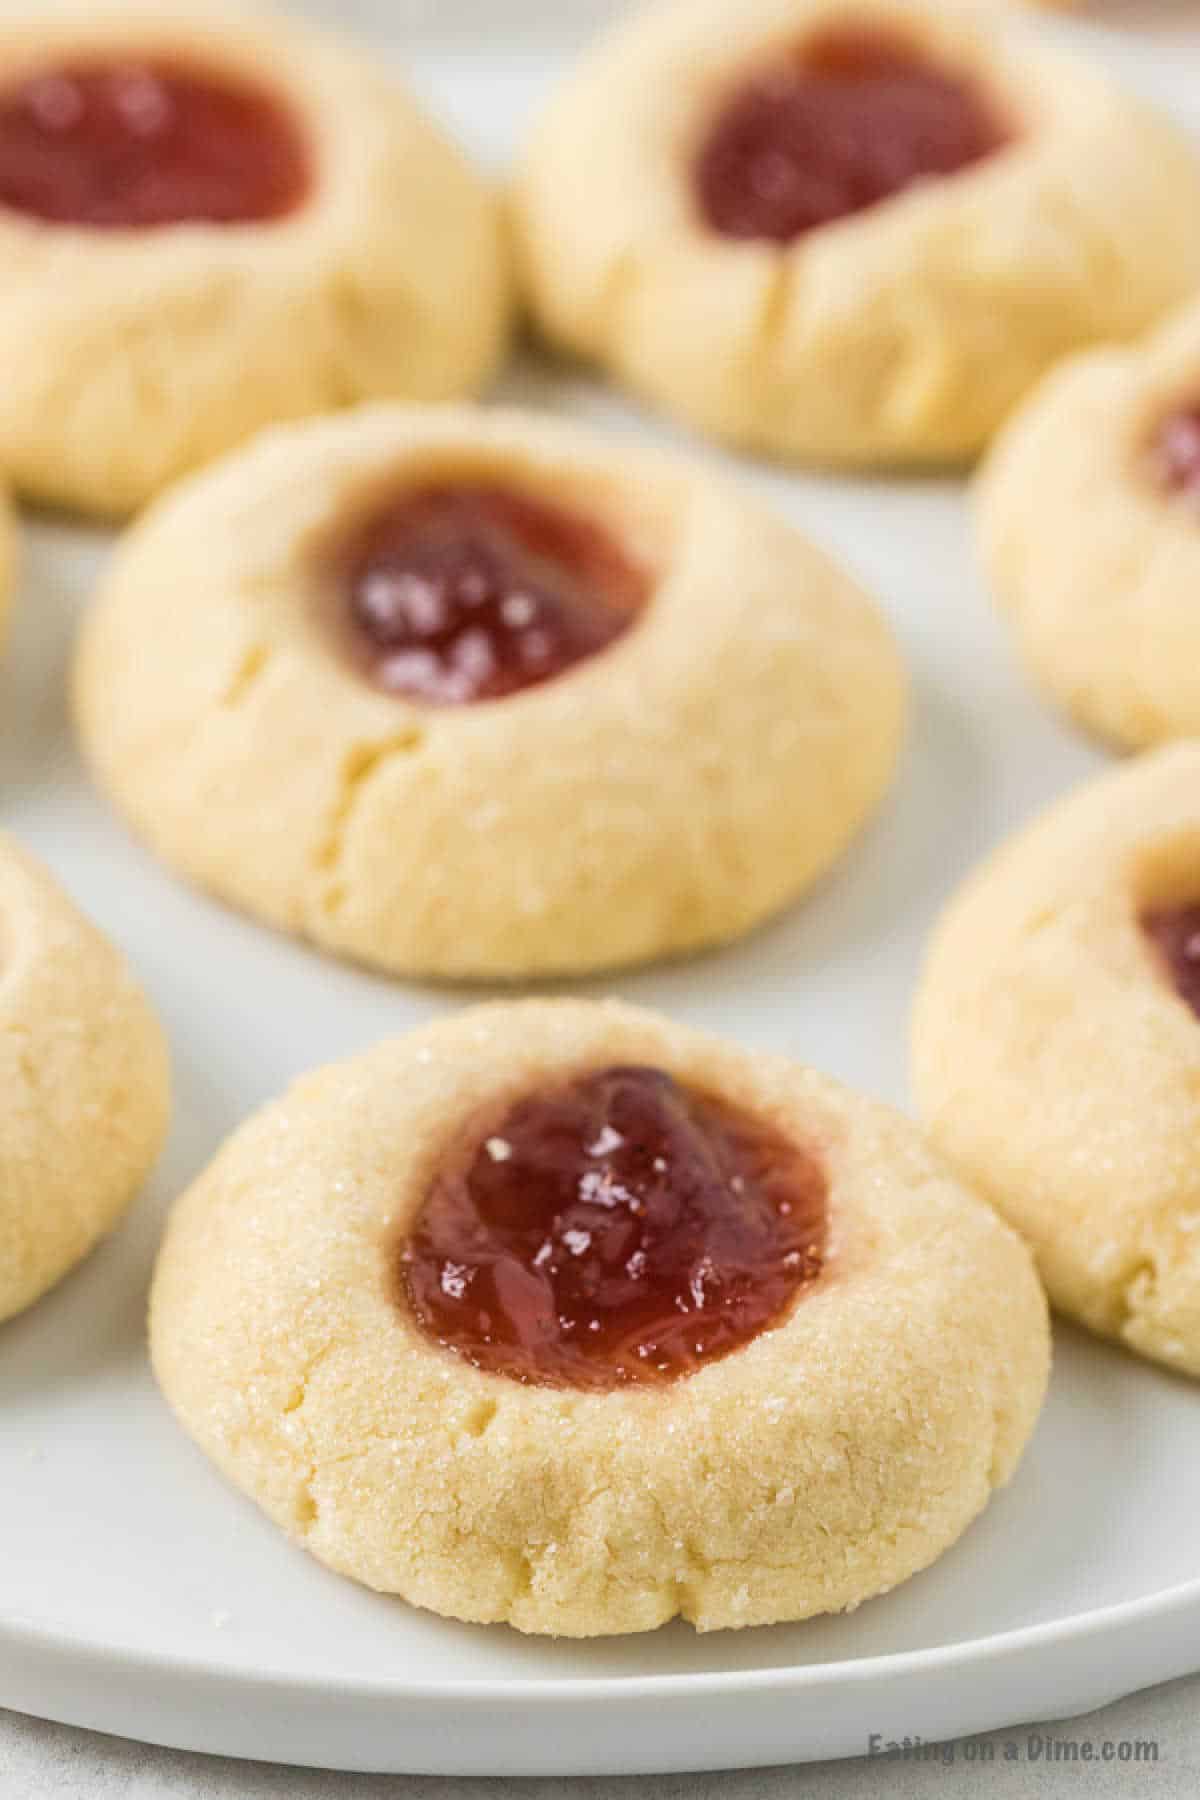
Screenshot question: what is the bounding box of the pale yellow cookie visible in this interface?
[0,834,169,1322]
[0,0,510,517]
[913,744,1200,1377]
[978,299,1200,751]
[74,404,906,981]
[151,999,1049,1637]
[512,0,1200,466]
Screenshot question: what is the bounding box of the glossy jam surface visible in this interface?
[398,1065,827,1389]
[0,59,309,228]
[694,26,1009,243]
[1150,408,1200,503]
[1144,904,1200,1018]
[340,484,648,706]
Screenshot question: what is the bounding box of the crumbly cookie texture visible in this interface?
[150,999,1049,1638]
[0,833,170,1322]
[0,0,510,517]
[913,744,1200,1377]
[978,299,1200,751]
[512,0,1200,466]
[73,403,906,981]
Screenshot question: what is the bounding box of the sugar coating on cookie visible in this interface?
[74,404,906,981]
[978,298,1200,751]
[150,999,1048,1637]
[0,834,169,1322]
[912,743,1200,1377]
[0,1,510,516]
[512,0,1200,465]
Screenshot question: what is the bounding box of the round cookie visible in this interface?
[150,999,1049,1637]
[0,833,169,1322]
[512,0,1200,466]
[978,298,1200,751]
[912,743,1200,1378]
[73,404,906,981]
[0,0,510,517]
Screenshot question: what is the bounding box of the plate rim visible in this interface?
[3,2,1200,1774]
[5,1570,1200,1700]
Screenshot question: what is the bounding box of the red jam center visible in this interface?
[340,485,648,706]
[1143,904,1200,1017]
[398,1065,827,1389]
[0,59,309,228]
[694,25,1009,243]
[1150,408,1200,503]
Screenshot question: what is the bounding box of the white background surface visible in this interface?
[3,0,1200,1789]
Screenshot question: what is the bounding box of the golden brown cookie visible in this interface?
[0,833,170,1322]
[0,0,510,516]
[513,0,1200,465]
[914,744,1200,1377]
[978,298,1200,751]
[151,999,1049,1637]
[74,404,906,980]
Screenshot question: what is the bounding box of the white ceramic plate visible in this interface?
[2,0,1200,1777]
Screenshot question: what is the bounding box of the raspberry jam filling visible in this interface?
[1149,408,1200,503]
[1143,904,1200,1018]
[398,1065,827,1389]
[0,59,309,228]
[339,484,648,706]
[694,25,1009,243]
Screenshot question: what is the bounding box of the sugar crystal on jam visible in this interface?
[399,1065,827,1388]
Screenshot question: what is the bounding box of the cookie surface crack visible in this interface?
[310,731,425,916]
[221,643,272,709]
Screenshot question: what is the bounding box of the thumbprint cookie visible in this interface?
[914,744,1200,1376]
[513,0,1200,465]
[979,298,1200,750]
[0,834,169,1322]
[74,405,906,980]
[150,999,1049,1636]
[0,0,510,515]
